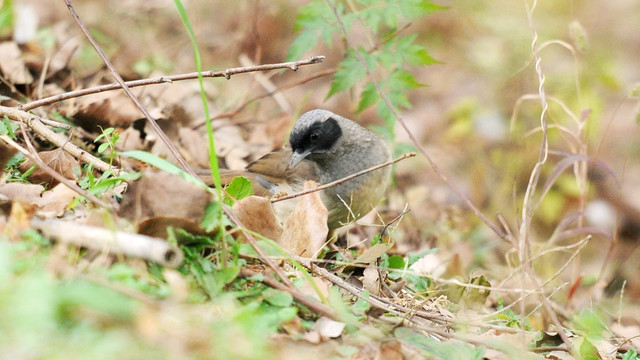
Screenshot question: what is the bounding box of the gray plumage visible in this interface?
[220,109,392,231]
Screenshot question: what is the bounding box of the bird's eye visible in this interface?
[310,132,320,141]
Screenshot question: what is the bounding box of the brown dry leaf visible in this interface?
[232,195,282,240]
[214,124,247,161]
[0,42,33,84]
[302,330,322,344]
[379,341,404,360]
[47,36,81,77]
[224,146,251,170]
[118,126,146,152]
[354,243,394,264]
[296,272,330,302]
[118,168,212,224]
[363,264,381,296]
[70,90,143,130]
[0,182,45,205]
[279,181,328,257]
[0,142,17,177]
[38,183,78,215]
[610,323,640,350]
[4,201,36,240]
[19,149,79,188]
[178,127,210,169]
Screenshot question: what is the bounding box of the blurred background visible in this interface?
[5,0,640,312]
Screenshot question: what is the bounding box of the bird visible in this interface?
[218,109,392,231]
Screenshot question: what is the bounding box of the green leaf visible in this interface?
[201,201,223,232]
[352,292,371,314]
[327,54,366,98]
[264,289,294,307]
[287,30,320,61]
[394,34,439,66]
[97,142,110,154]
[357,82,379,112]
[287,1,336,60]
[1,116,17,138]
[398,0,447,18]
[224,176,253,206]
[571,309,607,340]
[327,286,360,327]
[579,338,599,360]
[387,255,405,269]
[622,349,639,360]
[395,327,484,360]
[389,69,424,90]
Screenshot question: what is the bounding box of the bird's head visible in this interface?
[288,109,343,169]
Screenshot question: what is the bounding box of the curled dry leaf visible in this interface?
[47,36,81,77]
[232,195,283,241]
[279,181,328,257]
[0,42,33,84]
[19,149,79,188]
[363,264,381,296]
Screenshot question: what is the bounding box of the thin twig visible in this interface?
[0,106,117,174]
[324,0,507,241]
[63,0,195,177]
[20,56,326,112]
[0,133,113,210]
[193,67,335,129]
[272,152,415,203]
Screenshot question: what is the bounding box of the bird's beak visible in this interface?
[289,149,311,169]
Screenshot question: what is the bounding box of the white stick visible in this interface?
[31,218,183,267]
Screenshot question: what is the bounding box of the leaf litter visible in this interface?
[0,1,638,359]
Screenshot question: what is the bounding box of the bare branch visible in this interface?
[20,56,326,112]
[271,152,415,203]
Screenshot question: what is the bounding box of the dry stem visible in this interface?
[324,0,507,241]
[272,152,415,203]
[20,56,326,112]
